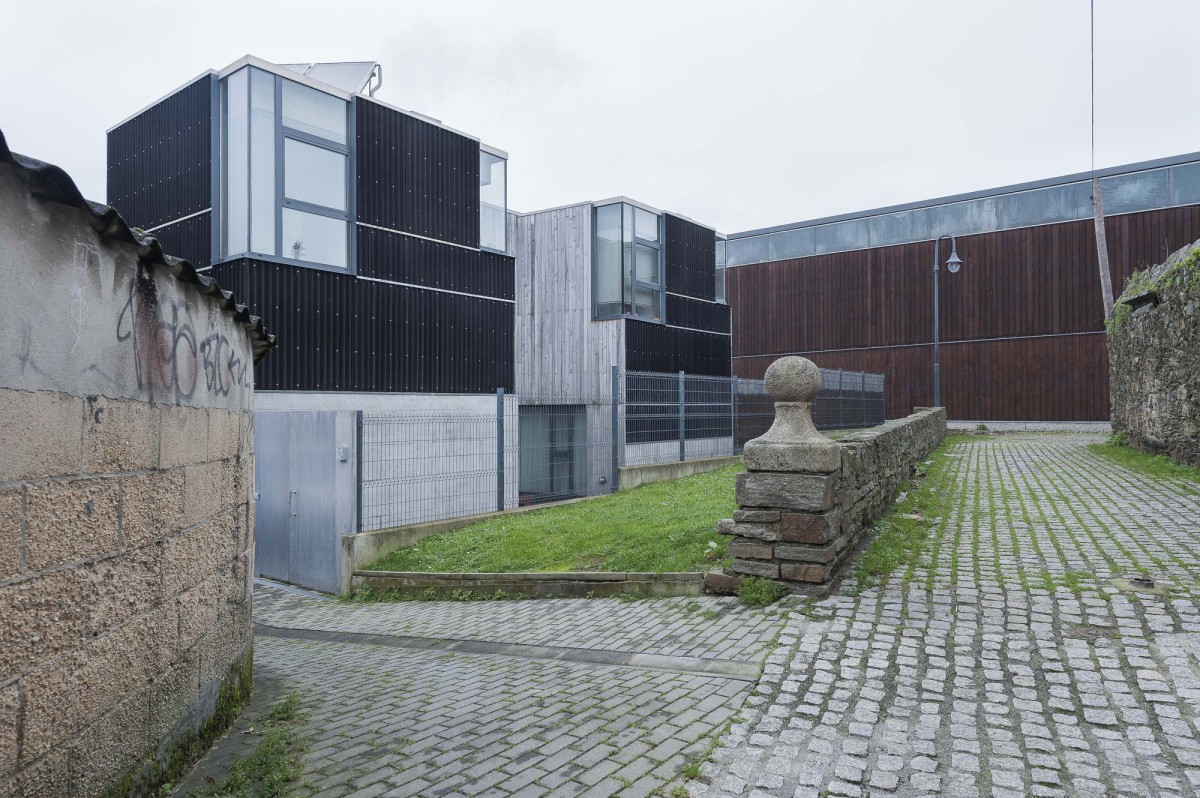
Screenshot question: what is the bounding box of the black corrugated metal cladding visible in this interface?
[355,99,480,248]
[211,259,514,393]
[357,226,513,300]
[665,213,717,301]
[666,294,731,334]
[625,320,731,377]
[107,75,212,232]
[149,213,211,272]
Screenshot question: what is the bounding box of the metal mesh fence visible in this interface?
[355,368,885,530]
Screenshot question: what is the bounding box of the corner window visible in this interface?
[480,150,507,252]
[221,67,350,269]
[715,238,727,303]
[593,202,663,322]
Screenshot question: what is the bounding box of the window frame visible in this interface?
[479,149,508,254]
[592,201,666,324]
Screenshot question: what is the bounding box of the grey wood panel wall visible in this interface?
[511,204,624,401]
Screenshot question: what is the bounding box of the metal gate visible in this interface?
[254,411,348,594]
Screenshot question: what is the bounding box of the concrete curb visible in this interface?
[351,570,705,599]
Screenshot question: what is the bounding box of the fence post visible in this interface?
[355,410,364,533]
[837,368,844,429]
[610,366,620,493]
[731,375,739,452]
[496,388,505,512]
[678,371,686,462]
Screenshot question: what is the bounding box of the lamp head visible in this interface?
[946,248,963,274]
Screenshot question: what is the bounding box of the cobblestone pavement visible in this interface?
[696,434,1200,798]
[178,586,785,798]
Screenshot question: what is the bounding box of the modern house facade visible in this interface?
[725,154,1200,421]
[108,56,517,592]
[509,198,732,501]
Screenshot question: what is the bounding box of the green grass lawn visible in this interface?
[1088,436,1200,487]
[366,465,742,574]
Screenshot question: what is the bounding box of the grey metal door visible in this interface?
[254,411,341,593]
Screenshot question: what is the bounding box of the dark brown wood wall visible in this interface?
[729,205,1200,420]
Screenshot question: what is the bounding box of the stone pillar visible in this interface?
[706,356,844,595]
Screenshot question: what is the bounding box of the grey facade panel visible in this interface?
[1169,163,1200,207]
[1102,168,1169,215]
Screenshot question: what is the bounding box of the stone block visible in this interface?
[780,511,840,544]
[729,559,780,579]
[163,514,237,596]
[208,408,241,461]
[0,569,87,681]
[744,440,842,473]
[82,396,159,474]
[21,604,175,762]
[119,469,183,547]
[79,544,163,637]
[6,747,70,798]
[775,543,837,563]
[24,477,120,570]
[733,510,780,523]
[728,539,774,560]
[159,404,208,469]
[715,518,735,536]
[183,460,237,528]
[731,522,781,542]
[68,688,153,798]
[780,563,827,583]
[1,681,19,776]
[199,603,252,685]
[148,650,200,743]
[703,570,740,595]
[177,575,229,654]
[0,388,81,481]
[0,487,23,581]
[736,472,836,512]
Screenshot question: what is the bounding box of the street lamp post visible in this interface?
[932,234,964,408]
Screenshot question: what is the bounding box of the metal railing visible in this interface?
[355,368,885,529]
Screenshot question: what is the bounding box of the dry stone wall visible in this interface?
[706,357,946,595]
[0,147,268,798]
[1108,239,1200,465]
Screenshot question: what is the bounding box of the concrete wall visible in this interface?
[0,160,260,796]
[1108,240,1200,465]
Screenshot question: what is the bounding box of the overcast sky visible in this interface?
[2,0,1197,234]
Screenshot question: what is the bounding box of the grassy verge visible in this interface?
[191,692,306,798]
[1088,435,1200,487]
[366,466,741,574]
[850,435,963,589]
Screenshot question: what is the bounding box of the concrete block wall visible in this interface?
[0,157,264,797]
[706,358,946,596]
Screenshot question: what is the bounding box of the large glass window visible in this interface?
[480,151,507,252]
[593,202,663,321]
[222,69,350,269]
[715,238,727,303]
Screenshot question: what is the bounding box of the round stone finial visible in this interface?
[763,356,822,403]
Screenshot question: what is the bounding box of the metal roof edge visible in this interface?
[0,125,275,362]
[106,70,218,133]
[729,150,1200,240]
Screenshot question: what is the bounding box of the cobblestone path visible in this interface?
[696,434,1200,798]
[180,585,785,798]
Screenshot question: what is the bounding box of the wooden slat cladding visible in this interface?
[666,294,731,334]
[626,320,731,377]
[728,205,1200,420]
[355,99,480,248]
[212,258,513,393]
[357,226,514,300]
[734,335,1110,421]
[664,213,717,301]
[107,75,212,232]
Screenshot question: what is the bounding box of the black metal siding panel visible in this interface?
[355,100,480,248]
[210,258,512,392]
[107,76,212,231]
[625,319,731,377]
[664,213,716,301]
[357,226,513,299]
[665,294,731,334]
[149,212,211,269]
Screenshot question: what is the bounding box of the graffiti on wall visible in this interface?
[116,268,249,404]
